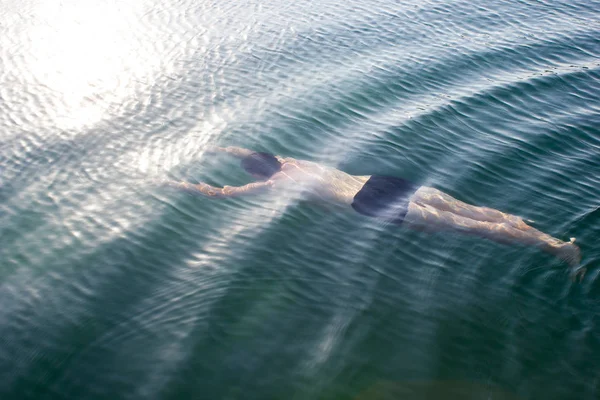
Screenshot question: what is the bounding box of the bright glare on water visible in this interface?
[0,0,599,399]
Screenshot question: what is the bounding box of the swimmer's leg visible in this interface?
[403,202,581,267]
[411,187,532,230]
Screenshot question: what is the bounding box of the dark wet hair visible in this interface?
[241,152,282,178]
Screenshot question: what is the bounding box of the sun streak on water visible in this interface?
[25,0,163,130]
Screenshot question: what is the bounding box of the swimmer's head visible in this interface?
[241,152,282,179]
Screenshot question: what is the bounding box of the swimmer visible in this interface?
[166,146,582,276]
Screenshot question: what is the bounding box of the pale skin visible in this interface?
[166,146,583,277]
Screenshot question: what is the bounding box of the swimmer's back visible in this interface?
[272,157,370,205]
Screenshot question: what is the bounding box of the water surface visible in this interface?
[1,0,599,399]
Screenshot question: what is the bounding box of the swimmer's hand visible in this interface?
[205,146,254,158]
[163,180,273,198]
[162,181,226,197]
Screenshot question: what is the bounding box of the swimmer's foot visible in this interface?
[554,237,582,269]
[542,238,585,282]
[571,266,587,283]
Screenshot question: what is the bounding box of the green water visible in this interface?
[1,0,599,399]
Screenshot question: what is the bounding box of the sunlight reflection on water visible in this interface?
[25,0,164,129]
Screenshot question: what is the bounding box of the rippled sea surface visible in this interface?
[1,0,600,399]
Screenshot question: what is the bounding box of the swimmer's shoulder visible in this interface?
[275,155,287,164]
[275,156,312,169]
[275,155,297,164]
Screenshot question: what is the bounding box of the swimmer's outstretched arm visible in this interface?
[207,146,255,158]
[165,180,273,198]
[207,146,289,164]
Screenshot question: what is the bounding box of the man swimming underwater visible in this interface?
[167,146,582,273]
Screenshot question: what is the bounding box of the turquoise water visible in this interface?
[1,0,599,399]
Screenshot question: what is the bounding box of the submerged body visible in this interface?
[168,146,582,274]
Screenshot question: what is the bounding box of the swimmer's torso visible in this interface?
[272,157,370,205]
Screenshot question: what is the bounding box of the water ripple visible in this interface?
[1,0,600,399]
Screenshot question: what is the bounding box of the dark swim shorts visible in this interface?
[351,176,417,224]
